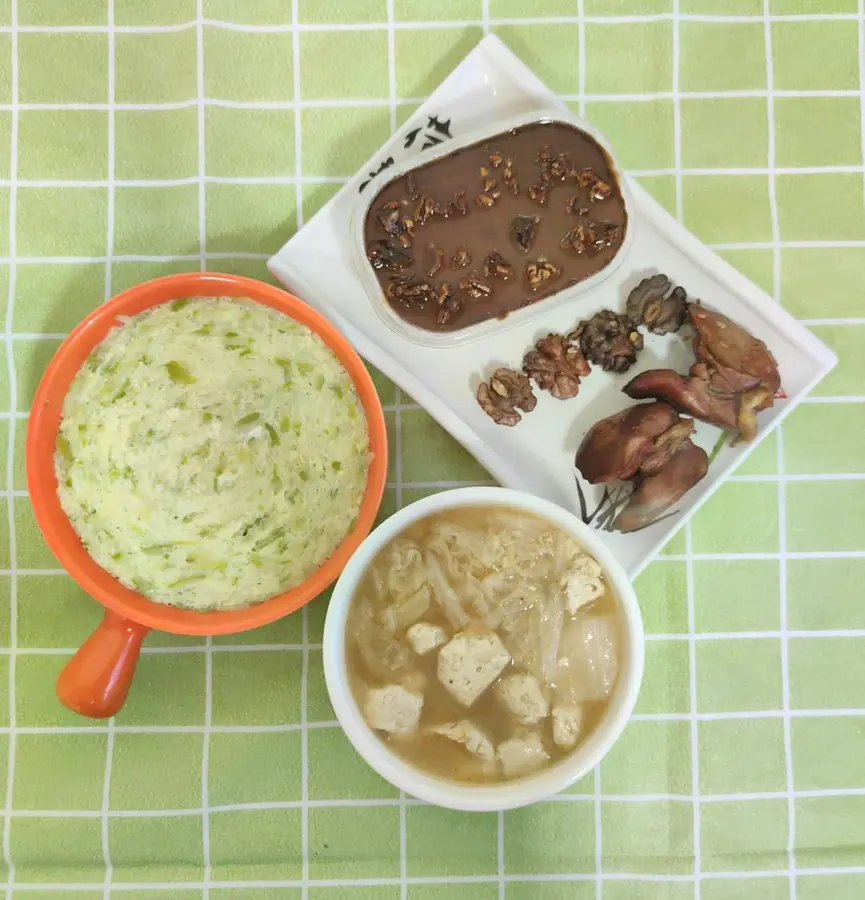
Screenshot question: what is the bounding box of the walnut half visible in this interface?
[476,368,537,427]
[523,334,591,400]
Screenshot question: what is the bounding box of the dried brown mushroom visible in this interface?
[626,274,688,335]
[575,401,709,533]
[576,402,682,484]
[523,333,591,400]
[622,303,782,442]
[526,258,561,291]
[483,252,514,280]
[477,368,537,427]
[624,368,774,443]
[690,303,781,395]
[511,215,540,252]
[614,442,708,533]
[573,310,643,373]
[367,240,413,271]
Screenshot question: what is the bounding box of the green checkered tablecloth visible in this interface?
[0,0,864,896]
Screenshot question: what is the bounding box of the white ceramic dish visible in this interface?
[322,487,645,812]
[348,109,637,350]
[269,34,837,578]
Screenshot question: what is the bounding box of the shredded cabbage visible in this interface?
[55,296,370,611]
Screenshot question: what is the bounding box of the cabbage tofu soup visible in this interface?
[346,507,621,784]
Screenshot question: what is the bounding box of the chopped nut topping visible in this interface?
[436,282,462,326]
[367,240,413,271]
[385,275,434,308]
[526,257,561,291]
[459,274,493,299]
[560,223,594,255]
[452,246,472,268]
[376,200,403,237]
[483,252,514,280]
[565,196,589,216]
[489,152,504,168]
[405,174,420,200]
[477,368,537,427]
[482,178,498,193]
[528,184,549,206]
[448,191,468,217]
[414,195,435,226]
[589,178,612,202]
[424,244,445,278]
[476,193,497,208]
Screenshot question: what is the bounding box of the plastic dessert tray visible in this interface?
[269,35,836,578]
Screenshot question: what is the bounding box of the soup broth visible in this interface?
[345,506,621,784]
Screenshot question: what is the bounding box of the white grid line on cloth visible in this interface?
[1,1,19,896]
[762,3,798,896]
[0,705,862,736]
[576,0,604,892]
[3,87,865,113]
[481,4,507,896]
[382,6,408,897]
[101,2,117,897]
[194,0,213,894]
[1,12,864,34]
[3,866,865,890]
[671,0,703,892]
[289,4,310,899]
[860,0,865,212]
[0,627,864,656]
[1,163,864,188]
[8,784,865,817]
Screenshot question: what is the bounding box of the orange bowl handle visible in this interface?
[56,610,149,718]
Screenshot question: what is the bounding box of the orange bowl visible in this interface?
[27,273,388,717]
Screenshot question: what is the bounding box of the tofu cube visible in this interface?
[495,673,549,725]
[407,621,448,656]
[437,629,511,707]
[429,720,495,763]
[363,684,423,736]
[497,731,549,777]
[552,704,583,749]
[565,556,605,615]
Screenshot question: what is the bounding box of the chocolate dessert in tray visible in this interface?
[358,116,787,535]
[363,121,628,332]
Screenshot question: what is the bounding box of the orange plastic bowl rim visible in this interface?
[26,273,388,636]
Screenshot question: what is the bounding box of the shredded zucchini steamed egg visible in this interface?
[54,297,370,612]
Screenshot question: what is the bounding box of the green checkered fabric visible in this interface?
[0,0,864,896]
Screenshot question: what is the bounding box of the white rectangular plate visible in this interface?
[269,35,837,578]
